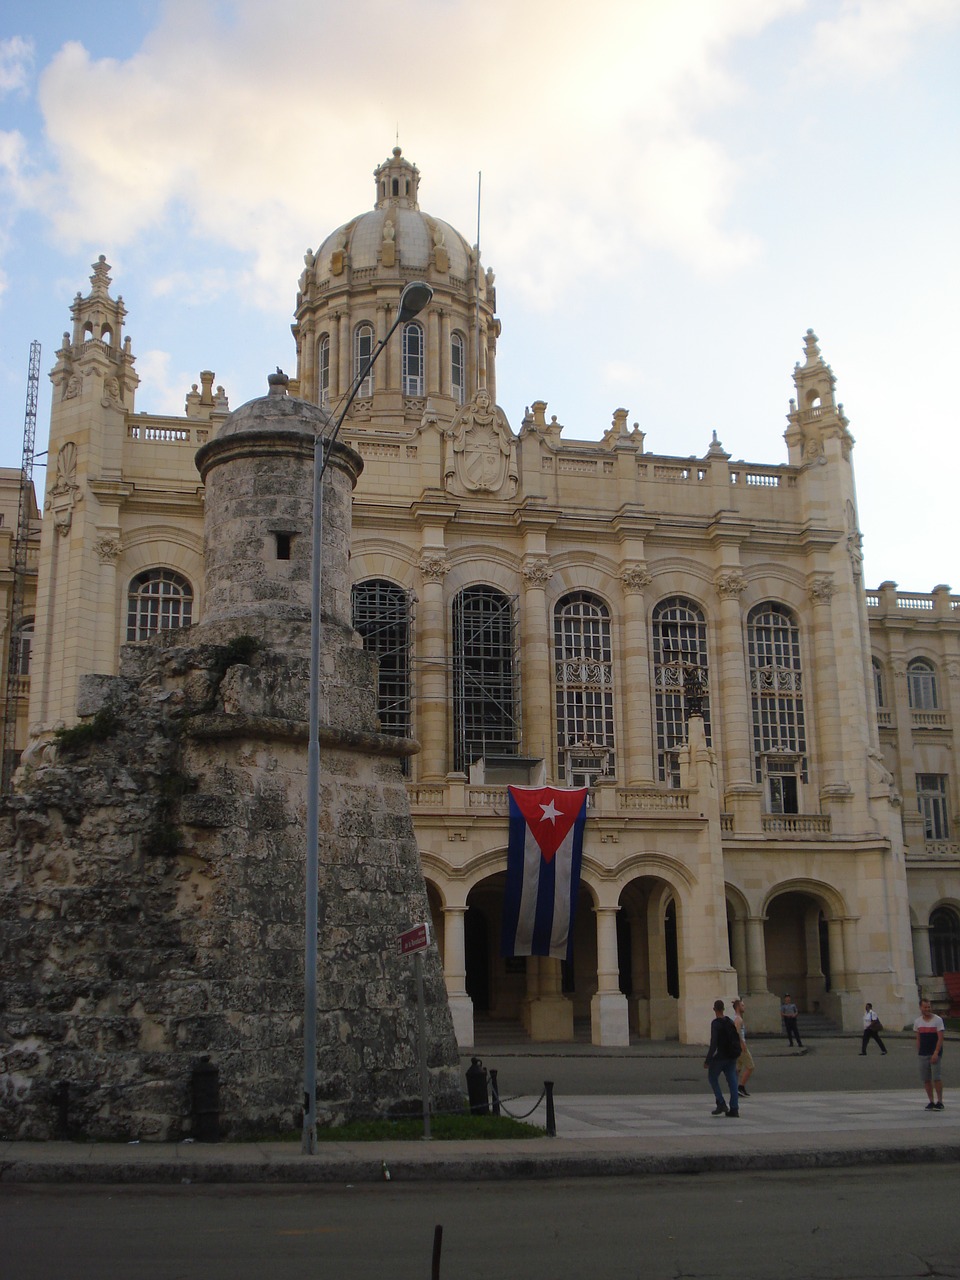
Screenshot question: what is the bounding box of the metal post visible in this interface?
[490,1068,500,1117]
[545,1080,556,1137]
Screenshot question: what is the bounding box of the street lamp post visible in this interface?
[302,280,434,1153]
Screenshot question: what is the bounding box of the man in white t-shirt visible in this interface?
[913,997,945,1111]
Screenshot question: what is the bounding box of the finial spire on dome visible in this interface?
[374,147,421,211]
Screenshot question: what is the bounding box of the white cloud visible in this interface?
[0,36,33,95]
[14,0,807,315]
[134,348,189,417]
[808,0,960,78]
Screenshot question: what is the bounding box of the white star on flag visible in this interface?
[539,799,561,823]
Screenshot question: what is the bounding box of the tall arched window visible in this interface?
[929,906,960,975]
[318,334,330,409]
[652,597,711,786]
[452,585,518,773]
[126,569,194,641]
[351,579,413,746]
[747,602,807,805]
[554,592,615,786]
[872,656,885,709]
[402,321,424,396]
[354,323,375,398]
[907,659,938,710]
[451,332,465,405]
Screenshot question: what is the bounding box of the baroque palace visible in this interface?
[4,147,959,1046]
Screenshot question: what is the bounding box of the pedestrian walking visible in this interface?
[703,999,740,1117]
[860,1002,887,1056]
[914,997,945,1111]
[732,997,754,1097]
[781,993,804,1048]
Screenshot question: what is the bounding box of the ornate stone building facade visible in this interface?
[15,148,960,1046]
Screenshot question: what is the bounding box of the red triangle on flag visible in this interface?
[509,786,587,863]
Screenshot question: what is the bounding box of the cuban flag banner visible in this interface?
[501,785,589,962]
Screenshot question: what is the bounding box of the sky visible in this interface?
[0,0,957,591]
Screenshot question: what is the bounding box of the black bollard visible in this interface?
[490,1068,500,1117]
[465,1056,489,1115]
[545,1080,556,1137]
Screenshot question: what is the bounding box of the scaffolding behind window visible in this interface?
[747,602,806,783]
[917,773,949,840]
[354,323,375,398]
[652,597,711,785]
[453,585,519,773]
[451,332,465,405]
[554,592,615,785]
[352,580,413,765]
[318,334,330,409]
[402,322,424,396]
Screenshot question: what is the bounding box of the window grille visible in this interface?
[453,586,520,773]
[126,569,193,641]
[402,322,424,396]
[653,597,711,785]
[351,580,414,752]
[554,592,615,784]
[354,323,375,398]
[747,603,806,783]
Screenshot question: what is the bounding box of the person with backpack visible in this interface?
[703,998,741,1117]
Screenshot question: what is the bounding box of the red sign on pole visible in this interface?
[398,922,431,956]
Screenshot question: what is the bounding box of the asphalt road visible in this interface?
[4,1165,959,1279]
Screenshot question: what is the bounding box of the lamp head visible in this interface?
[397,280,433,323]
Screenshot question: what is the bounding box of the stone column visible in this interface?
[338,312,350,402]
[808,574,848,803]
[527,956,573,1041]
[745,917,767,996]
[730,914,748,988]
[94,531,121,674]
[912,923,933,984]
[826,916,848,991]
[521,557,553,769]
[377,303,390,391]
[619,564,654,785]
[590,906,629,1045]
[439,312,451,398]
[714,570,759,829]
[443,906,473,1046]
[328,315,340,403]
[427,307,440,397]
[417,551,449,780]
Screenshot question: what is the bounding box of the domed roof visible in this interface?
[312,147,476,285]
[214,370,334,441]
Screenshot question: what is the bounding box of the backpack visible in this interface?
[718,1016,742,1059]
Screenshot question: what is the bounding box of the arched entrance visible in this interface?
[617,876,682,1039]
[763,884,849,1016]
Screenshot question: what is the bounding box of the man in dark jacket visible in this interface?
[703,998,740,1117]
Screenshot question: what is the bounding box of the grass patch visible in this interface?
[316,1113,543,1142]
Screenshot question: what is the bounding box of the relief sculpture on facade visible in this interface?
[443,389,518,498]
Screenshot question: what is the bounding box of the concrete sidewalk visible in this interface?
[2,1088,958,1184]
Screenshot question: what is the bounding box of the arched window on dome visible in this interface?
[402,322,424,396]
[451,332,465,406]
[652,597,711,787]
[354,323,375,398]
[554,592,615,787]
[318,334,330,409]
[126,569,194,641]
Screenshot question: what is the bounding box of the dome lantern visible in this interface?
[374,146,421,211]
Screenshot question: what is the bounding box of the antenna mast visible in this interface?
[2,340,41,793]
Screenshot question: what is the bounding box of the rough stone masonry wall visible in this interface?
[0,619,462,1141]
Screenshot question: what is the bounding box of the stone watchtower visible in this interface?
[0,375,461,1141]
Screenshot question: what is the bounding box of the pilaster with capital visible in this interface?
[417,550,450,779]
[807,573,847,800]
[713,569,755,801]
[520,556,553,770]
[619,563,654,784]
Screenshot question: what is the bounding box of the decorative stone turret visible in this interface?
[0,376,461,1141]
